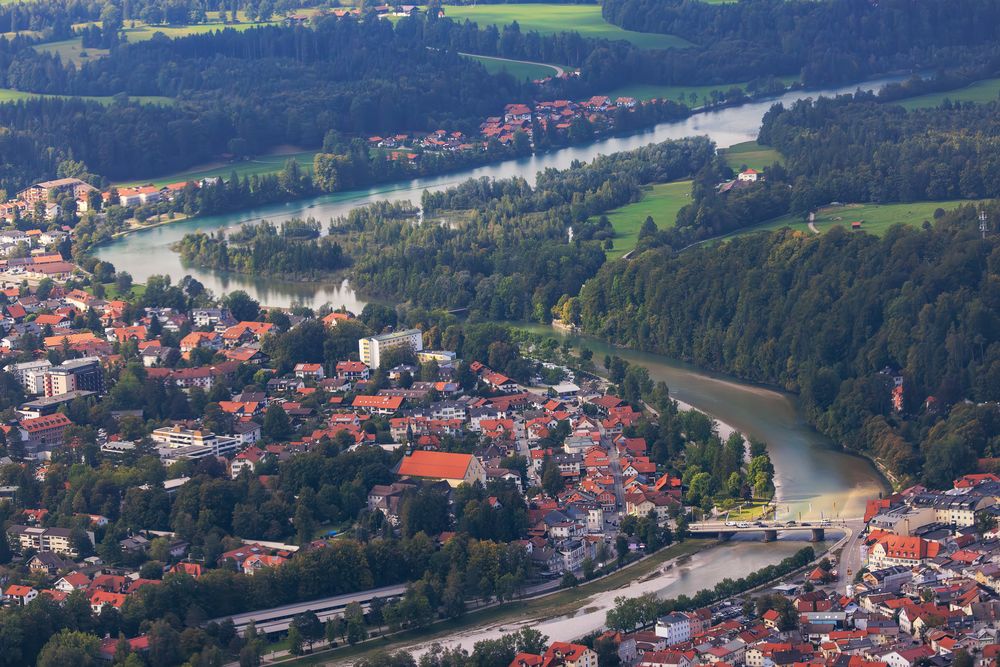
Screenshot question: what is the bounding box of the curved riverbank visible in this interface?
[515,323,891,520]
[92,76,904,309]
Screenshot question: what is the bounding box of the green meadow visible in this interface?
[721,141,784,171]
[114,149,319,188]
[464,54,559,81]
[442,4,693,49]
[735,200,988,239]
[0,86,173,106]
[599,180,692,259]
[897,77,1000,110]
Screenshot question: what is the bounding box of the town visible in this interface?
[3,260,1000,667]
[0,267,704,664]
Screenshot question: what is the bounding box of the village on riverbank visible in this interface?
[0,272,784,661]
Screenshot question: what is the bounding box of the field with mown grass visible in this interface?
[114,148,319,187]
[897,77,1000,110]
[720,141,784,171]
[442,3,693,49]
[599,180,692,259]
[733,200,989,240]
[0,86,173,106]
[606,76,798,104]
[464,54,559,81]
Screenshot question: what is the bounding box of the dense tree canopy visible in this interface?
[580,206,1000,484]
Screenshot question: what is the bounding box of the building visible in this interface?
[7,524,92,557]
[4,585,38,606]
[866,534,941,569]
[7,359,52,393]
[151,426,240,459]
[737,168,759,183]
[656,612,692,645]
[358,329,423,368]
[17,178,96,205]
[395,450,485,487]
[41,357,104,397]
[542,642,598,667]
[17,390,96,419]
[352,394,405,415]
[294,363,325,380]
[19,413,73,454]
[911,492,995,527]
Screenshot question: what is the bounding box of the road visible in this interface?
[834,519,866,591]
[458,52,566,77]
[808,211,819,234]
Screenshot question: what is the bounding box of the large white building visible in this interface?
[656,612,692,645]
[358,329,423,368]
[151,426,240,461]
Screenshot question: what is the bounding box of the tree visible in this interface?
[37,630,101,667]
[292,611,323,650]
[951,650,973,667]
[541,457,565,497]
[263,404,292,441]
[115,271,133,294]
[288,625,305,656]
[224,291,261,322]
[638,215,658,240]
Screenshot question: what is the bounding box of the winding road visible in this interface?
[459,52,566,77]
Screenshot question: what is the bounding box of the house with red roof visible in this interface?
[395,450,485,487]
[4,584,37,605]
[90,590,128,613]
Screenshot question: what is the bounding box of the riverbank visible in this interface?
[261,539,711,666]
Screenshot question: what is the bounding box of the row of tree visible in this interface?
[578,207,1000,485]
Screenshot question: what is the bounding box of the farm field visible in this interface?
[464,54,559,81]
[0,86,173,106]
[114,148,319,188]
[442,4,693,49]
[599,180,692,259]
[34,38,109,67]
[606,75,799,104]
[734,200,987,240]
[897,77,1000,110]
[720,141,784,171]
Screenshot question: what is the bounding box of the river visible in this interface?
[515,325,887,522]
[98,80,891,660]
[384,536,831,664]
[93,76,900,311]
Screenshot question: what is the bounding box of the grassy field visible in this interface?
[34,38,109,67]
[0,86,173,106]
[723,500,775,521]
[720,141,784,171]
[735,200,987,239]
[442,4,692,49]
[464,54,558,81]
[600,180,692,259]
[607,76,798,104]
[275,540,709,666]
[114,148,319,187]
[898,77,1000,110]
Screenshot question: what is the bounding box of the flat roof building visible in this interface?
[359,329,423,369]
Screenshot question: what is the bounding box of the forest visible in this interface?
[170,139,715,321]
[174,219,348,279]
[601,0,1000,87]
[630,94,1000,249]
[0,14,531,193]
[577,206,1000,487]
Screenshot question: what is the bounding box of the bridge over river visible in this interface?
[687,519,862,543]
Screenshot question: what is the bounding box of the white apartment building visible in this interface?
[358,328,423,368]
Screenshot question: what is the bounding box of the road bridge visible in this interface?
[687,519,861,543]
